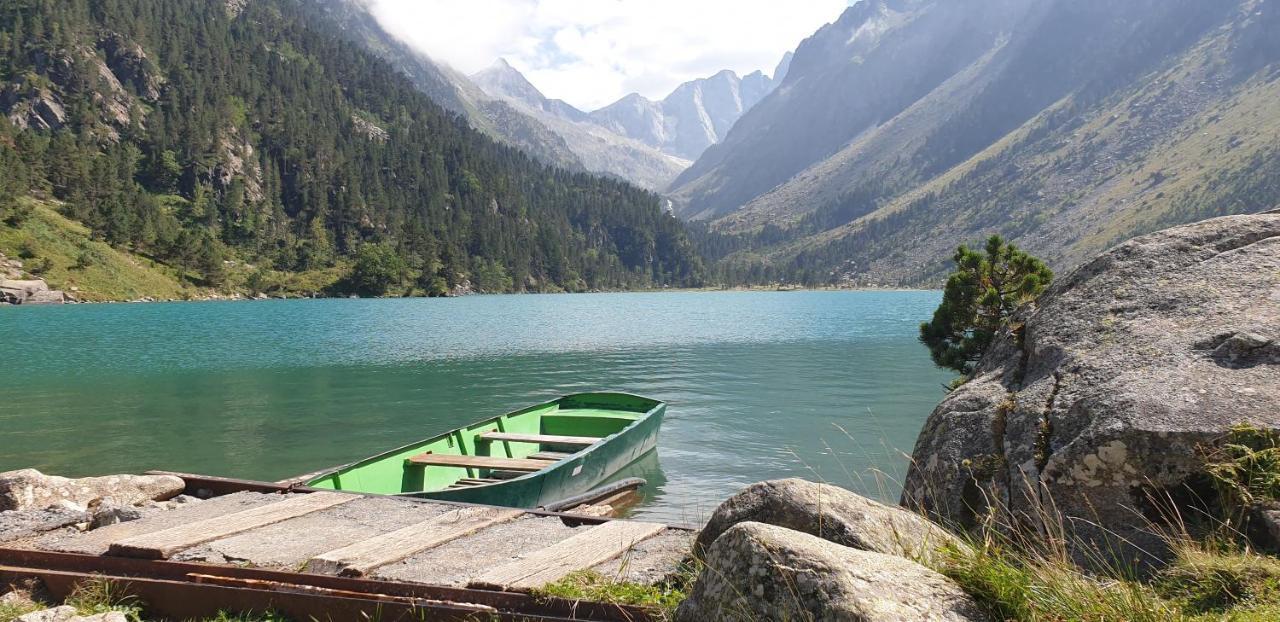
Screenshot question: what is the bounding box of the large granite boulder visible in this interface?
[0,279,66,304]
[697,478,962,564]
[0,469,184,512]
[677,522,988,622]
[902,211,1280,564]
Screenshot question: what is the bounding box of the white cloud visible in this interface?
[364,0,848,111]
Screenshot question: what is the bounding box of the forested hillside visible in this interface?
[0,0,703,298]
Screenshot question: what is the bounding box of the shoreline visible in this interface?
[2,284,940,306]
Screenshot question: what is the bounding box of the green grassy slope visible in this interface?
[0,198,194,301]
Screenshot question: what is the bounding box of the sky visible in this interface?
[364,0,850,111]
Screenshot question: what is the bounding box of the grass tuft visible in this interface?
[1202,425,1280,517]
[0,598,43,622]
[1157,544,1280,616]
[64,579,144,620]
[534,568,695,621]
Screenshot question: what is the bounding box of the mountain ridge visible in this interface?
[673,0,1280,286]
[0,0,705,299]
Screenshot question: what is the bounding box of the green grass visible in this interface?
[534,568,696,621]
[1202,425,1280,516]
[63,579,144,620]
[0,598,43,622]
[0,197,347,301]
[0,197,195,301]
[932,534,1280,622]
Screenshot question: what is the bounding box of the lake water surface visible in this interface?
[0,291,953,523]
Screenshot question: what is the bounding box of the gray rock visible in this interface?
[0,279,49,302]
[69,613,129,622]
[87,500,147,529]
[0,506,88,543]
[23,290,66,305]
[1,590,39,608]
[0,469,185,512]
[902,211,1280,566]
[1247,504,1280,553]
[677,522,988,622]
[697,479,962,565]
[15,605,76,622]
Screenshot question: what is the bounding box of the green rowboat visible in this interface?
[303,392,665,508]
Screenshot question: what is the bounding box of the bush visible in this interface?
[17,238,38,259]
[348,242,406,296]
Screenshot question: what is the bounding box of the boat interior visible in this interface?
[306,395,653,495]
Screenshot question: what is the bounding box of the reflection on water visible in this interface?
[0,291,953,524]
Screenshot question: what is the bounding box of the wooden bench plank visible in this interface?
[528,451,571,461]
[405,454,553,471]
[107,492,354,559]
[469,520,666,590]
[476,432,599,447]
[308,507,524,576]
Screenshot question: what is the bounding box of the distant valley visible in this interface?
[669,0,1280,285]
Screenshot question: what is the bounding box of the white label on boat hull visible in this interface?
[572,465,583,476]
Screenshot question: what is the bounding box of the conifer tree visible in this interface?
[920,235,1053,375]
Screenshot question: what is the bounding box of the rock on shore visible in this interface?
[0,469,184,512]
[679,522,987,622]
[695,478,961,565]
[679,479,986,620]
[0,278,69,305]
[901,210,1280,565]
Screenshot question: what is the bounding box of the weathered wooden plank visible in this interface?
[308,507,524,577]
[476,432,599,447]
[469,520,666,590]
[406,454,552,471]
[107,492,354,559]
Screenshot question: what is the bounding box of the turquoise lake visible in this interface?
[0,291,953,524]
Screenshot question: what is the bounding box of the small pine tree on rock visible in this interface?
[920,235,1053,375]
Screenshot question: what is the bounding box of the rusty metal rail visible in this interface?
[0,548,655,621]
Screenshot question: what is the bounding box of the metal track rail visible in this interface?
[0,548,654,621]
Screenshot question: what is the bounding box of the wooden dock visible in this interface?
[0,473,694,621]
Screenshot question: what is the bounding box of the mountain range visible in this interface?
[4,0,1277,298]
[318,0,787,191]
[670,0,1280,285]
[469,55,792,184]
[587,52,792,161]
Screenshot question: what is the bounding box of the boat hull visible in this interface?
[301,392,665,509]
[409,403,663,507]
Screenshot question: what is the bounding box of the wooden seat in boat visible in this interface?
[405,453,554,471]
[475,432,599,447]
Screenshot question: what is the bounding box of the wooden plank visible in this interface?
[107,492,354,559]
[476,432,599,447]
[469,521,666,590]
[527,452,571,461]
[406,454,553,471]
[308,507,524,577]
